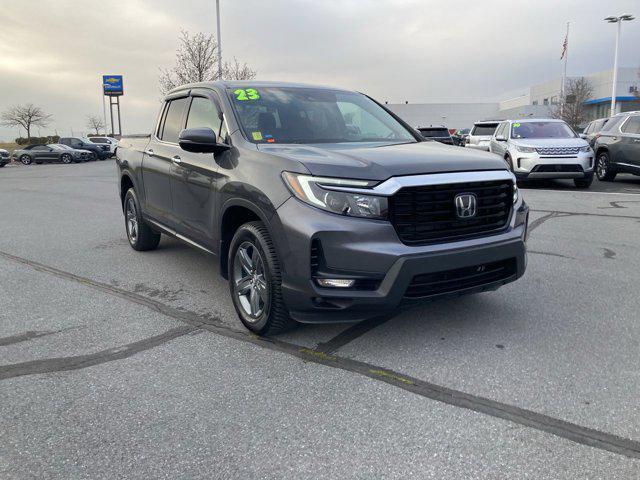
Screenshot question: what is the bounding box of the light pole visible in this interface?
[604,14,635,116]
[216,0,223,79]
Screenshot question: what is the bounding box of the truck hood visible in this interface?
[510,137,589,148]
[257,141,507,181]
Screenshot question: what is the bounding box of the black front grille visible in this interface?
[404,258,517,299]
[389,179,513,245]
[532,164,583,173]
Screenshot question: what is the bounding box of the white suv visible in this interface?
[489,118,594,188]
[466,120,500,151]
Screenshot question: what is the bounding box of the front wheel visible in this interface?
[596,152,616,181]
[89,152,97,161]
[123,188,161,251]
[228,221,293,335]
[574,174,593,189]
[61,154,72,164]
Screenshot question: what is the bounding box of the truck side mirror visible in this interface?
[579,133,587,139]
[179,128,229,154]
[495,135,507,142]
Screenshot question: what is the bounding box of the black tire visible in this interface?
[228,221,293,335]
[0,163,5,168]
[89,152,97,161]
[123,188,161,251]
[596,151,616,181]
[61,154,72,164]
[19,154,32,165]
[574,174,593,189]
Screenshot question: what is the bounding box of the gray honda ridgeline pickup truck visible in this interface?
[117,81,529,335]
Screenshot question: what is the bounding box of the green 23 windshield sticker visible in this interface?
[234,88,260,101]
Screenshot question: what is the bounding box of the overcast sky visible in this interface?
[0,0,638,140]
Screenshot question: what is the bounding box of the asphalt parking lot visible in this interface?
[1,161,640,479]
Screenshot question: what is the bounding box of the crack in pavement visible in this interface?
[0,330,62,347]
[528,250,574,259]
[2,249,640,460]
[0,326,198,380]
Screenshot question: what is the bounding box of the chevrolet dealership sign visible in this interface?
[102,75,124,96]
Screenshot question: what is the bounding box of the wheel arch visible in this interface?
[120,173,136,211]
[218,199,273,280]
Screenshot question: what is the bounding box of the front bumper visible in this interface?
[272,196,528,323]
[511,150,594,179]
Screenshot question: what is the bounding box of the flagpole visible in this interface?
[560,21,569,116]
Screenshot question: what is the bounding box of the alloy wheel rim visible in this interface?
[62,154,71,163]
[597,156,607,178]
[20,155,30,165]
[126,198,138,244]
[233,242,268,320]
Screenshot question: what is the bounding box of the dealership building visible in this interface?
[387,67,640,130]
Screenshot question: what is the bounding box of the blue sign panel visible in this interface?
[102,75,123,96]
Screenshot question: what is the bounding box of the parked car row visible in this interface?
[8,136,113,165]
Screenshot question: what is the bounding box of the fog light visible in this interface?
[316,278,355,288]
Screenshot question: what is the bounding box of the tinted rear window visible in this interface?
[419,128,450,138]
[471,124,498,136]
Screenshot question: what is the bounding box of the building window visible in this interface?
[551,96,558,104]
[543,98,549,105]
[532,100,538,106]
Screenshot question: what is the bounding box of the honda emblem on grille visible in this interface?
[454,193,477,219]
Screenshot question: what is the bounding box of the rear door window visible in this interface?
[621,116,640,135]
[160,97,189,143]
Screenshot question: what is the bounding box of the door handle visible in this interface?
[172,155,182,165]
[145,148,154,156]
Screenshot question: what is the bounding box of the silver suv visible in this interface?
[489,118,594,188]
[466,120,500,151]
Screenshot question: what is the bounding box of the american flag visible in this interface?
[560,32,568,60]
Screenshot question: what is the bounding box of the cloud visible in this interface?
[0,0,638,140]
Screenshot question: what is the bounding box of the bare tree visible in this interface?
[86,115,106,135]
[1,103,52,139]
[552,77,593,129]
[159,30,256,94]
[223,57,257,82]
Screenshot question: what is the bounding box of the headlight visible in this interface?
[579,145,592,152]
[282,172,388,219]
[516,145,536,153]
[513,184,519,204]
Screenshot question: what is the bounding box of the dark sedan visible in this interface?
[11,144,89,165]
[0,149,10,167]
[593,112,640,181]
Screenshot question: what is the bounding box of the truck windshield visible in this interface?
[511,121,576,139]
[227,86,416,144]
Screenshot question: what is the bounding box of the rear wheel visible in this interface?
[228,221,293,335]
[596,151,616,181]
[20,154,32,165]
[89,152,97,161]
[124,188,161,251]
